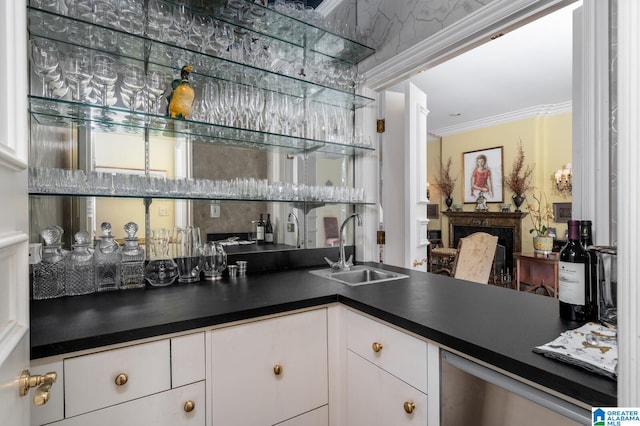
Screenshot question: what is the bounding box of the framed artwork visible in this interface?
[463,147,504,203]
[553,202,572,223]
[427,203,439,219]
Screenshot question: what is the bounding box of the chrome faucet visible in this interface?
[325,213,362,271]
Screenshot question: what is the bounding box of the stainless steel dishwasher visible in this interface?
[440,350,591,426]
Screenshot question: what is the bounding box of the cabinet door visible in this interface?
[49,381,205,426]
[347,351,428,425]
[211,309,328,426]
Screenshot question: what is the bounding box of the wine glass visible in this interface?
[29,39,60,98]
[146,69,168,116]
[191,12,214,53]
[63,52,92,103]
[172,3,193,47]
[120,63,146,126]
[147,0,174,42]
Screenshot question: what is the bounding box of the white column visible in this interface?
[617,0,640,406]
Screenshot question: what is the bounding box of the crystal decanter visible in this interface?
[65,230,95,296]
[121,222,145,289]
[32,225,67,299]
[94,222,122,292]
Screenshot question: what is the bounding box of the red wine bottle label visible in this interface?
[558,260,586,305]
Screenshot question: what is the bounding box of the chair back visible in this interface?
[323,217,340,246]
[452,232,499,284]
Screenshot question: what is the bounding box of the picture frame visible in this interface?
[553,202,572,223]
[427,203,439,219]
[462,147,504,203]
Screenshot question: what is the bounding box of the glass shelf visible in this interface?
[28,8,374,110]
[29,97,376,157]
[28,167,373,206]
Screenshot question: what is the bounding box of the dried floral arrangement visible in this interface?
[432,157,457,198]
[528,191,555,236]
[504,139,534,196]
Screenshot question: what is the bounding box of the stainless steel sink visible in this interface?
[309,266,409,286]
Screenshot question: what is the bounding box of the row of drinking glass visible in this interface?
[32,0,366,93]
[28,167,367,202]
[30,38,369,146]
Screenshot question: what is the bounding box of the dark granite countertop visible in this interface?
[30,262,617,407]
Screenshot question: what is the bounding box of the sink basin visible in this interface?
[309,266,409,286]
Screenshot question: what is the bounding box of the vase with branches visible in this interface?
[504,139,534,211]
[432,157,457,210]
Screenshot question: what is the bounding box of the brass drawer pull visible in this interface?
[19,370,57,406]
[184,400,195,413]
[114,373,128,386]
[372,342,383,353]
[404,401,415,414]
[273,364,283,375]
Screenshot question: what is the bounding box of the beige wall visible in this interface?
[428,113,572,253]
[94,133,176,241]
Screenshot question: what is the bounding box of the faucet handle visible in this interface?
[344,255,354,268]
[324,257,340,270]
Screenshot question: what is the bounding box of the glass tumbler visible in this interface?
[174,226,203,283]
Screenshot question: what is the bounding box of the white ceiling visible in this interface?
[390,2,581,136]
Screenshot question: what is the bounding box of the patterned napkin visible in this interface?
[533,322,617,379]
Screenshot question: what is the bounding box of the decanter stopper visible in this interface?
[100,221,113,236]
[41,225,62,246]
[73,230,90,245]
[124,222,139,239]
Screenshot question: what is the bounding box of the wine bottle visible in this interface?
[579,220,598,321]
[256,214,265,244]
[558,220,593,321]
[265,213,274,244]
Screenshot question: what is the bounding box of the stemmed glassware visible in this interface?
[63,51,92,104]
[147,0,173,41]
[146,69,168,117]
[120,63,146,126]
[29,39,64,101]
[172,2,193,47]
[191,11,214,53]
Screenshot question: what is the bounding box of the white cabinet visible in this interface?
[276,405,328,426]
[210,308,328,426]
[30,332,205,426]
[345,309,440,425]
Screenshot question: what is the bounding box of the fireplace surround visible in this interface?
[443,211,526,271]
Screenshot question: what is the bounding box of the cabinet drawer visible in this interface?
[347,351,428,425]
[172,332,205,387]
[64,339,171,417]
[211,309,328,426]
[50,381,205,426]
[347,309,428,392]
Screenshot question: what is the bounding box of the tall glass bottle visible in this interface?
[94,222,121,292]
[65,230,95,296]
[558,220,594,321]
[580,220,598,321]
[121,222,145,289]
[265,213,274,243]
[256,213,265,244]
[33,225,67,299]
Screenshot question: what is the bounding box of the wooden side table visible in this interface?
[512,252,559,298]
[429,247,458,273]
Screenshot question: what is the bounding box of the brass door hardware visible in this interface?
[376,119,385,133]
[413,258,427,267]
[273,364,283,375]
[114,373,128,386]
[19,370,57,406]
[184,400,195,412]
[371,342,383,353]
[403,401,416,414]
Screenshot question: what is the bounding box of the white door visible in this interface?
[381,83,429,270]
[0,1,31,425]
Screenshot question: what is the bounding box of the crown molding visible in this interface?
[428,101,572,138]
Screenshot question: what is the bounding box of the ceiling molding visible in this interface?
[364,0,574,91]
[428,101,572,139]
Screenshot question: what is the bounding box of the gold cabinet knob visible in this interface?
[413,258,427,267]
[372,342,383,353]
[184,400,195,413]
[19,370,57,406]
[403,401,416,414]
[273,364,283,375]
[114,373,128,386]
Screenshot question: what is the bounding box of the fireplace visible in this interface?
[443,211,526,271]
